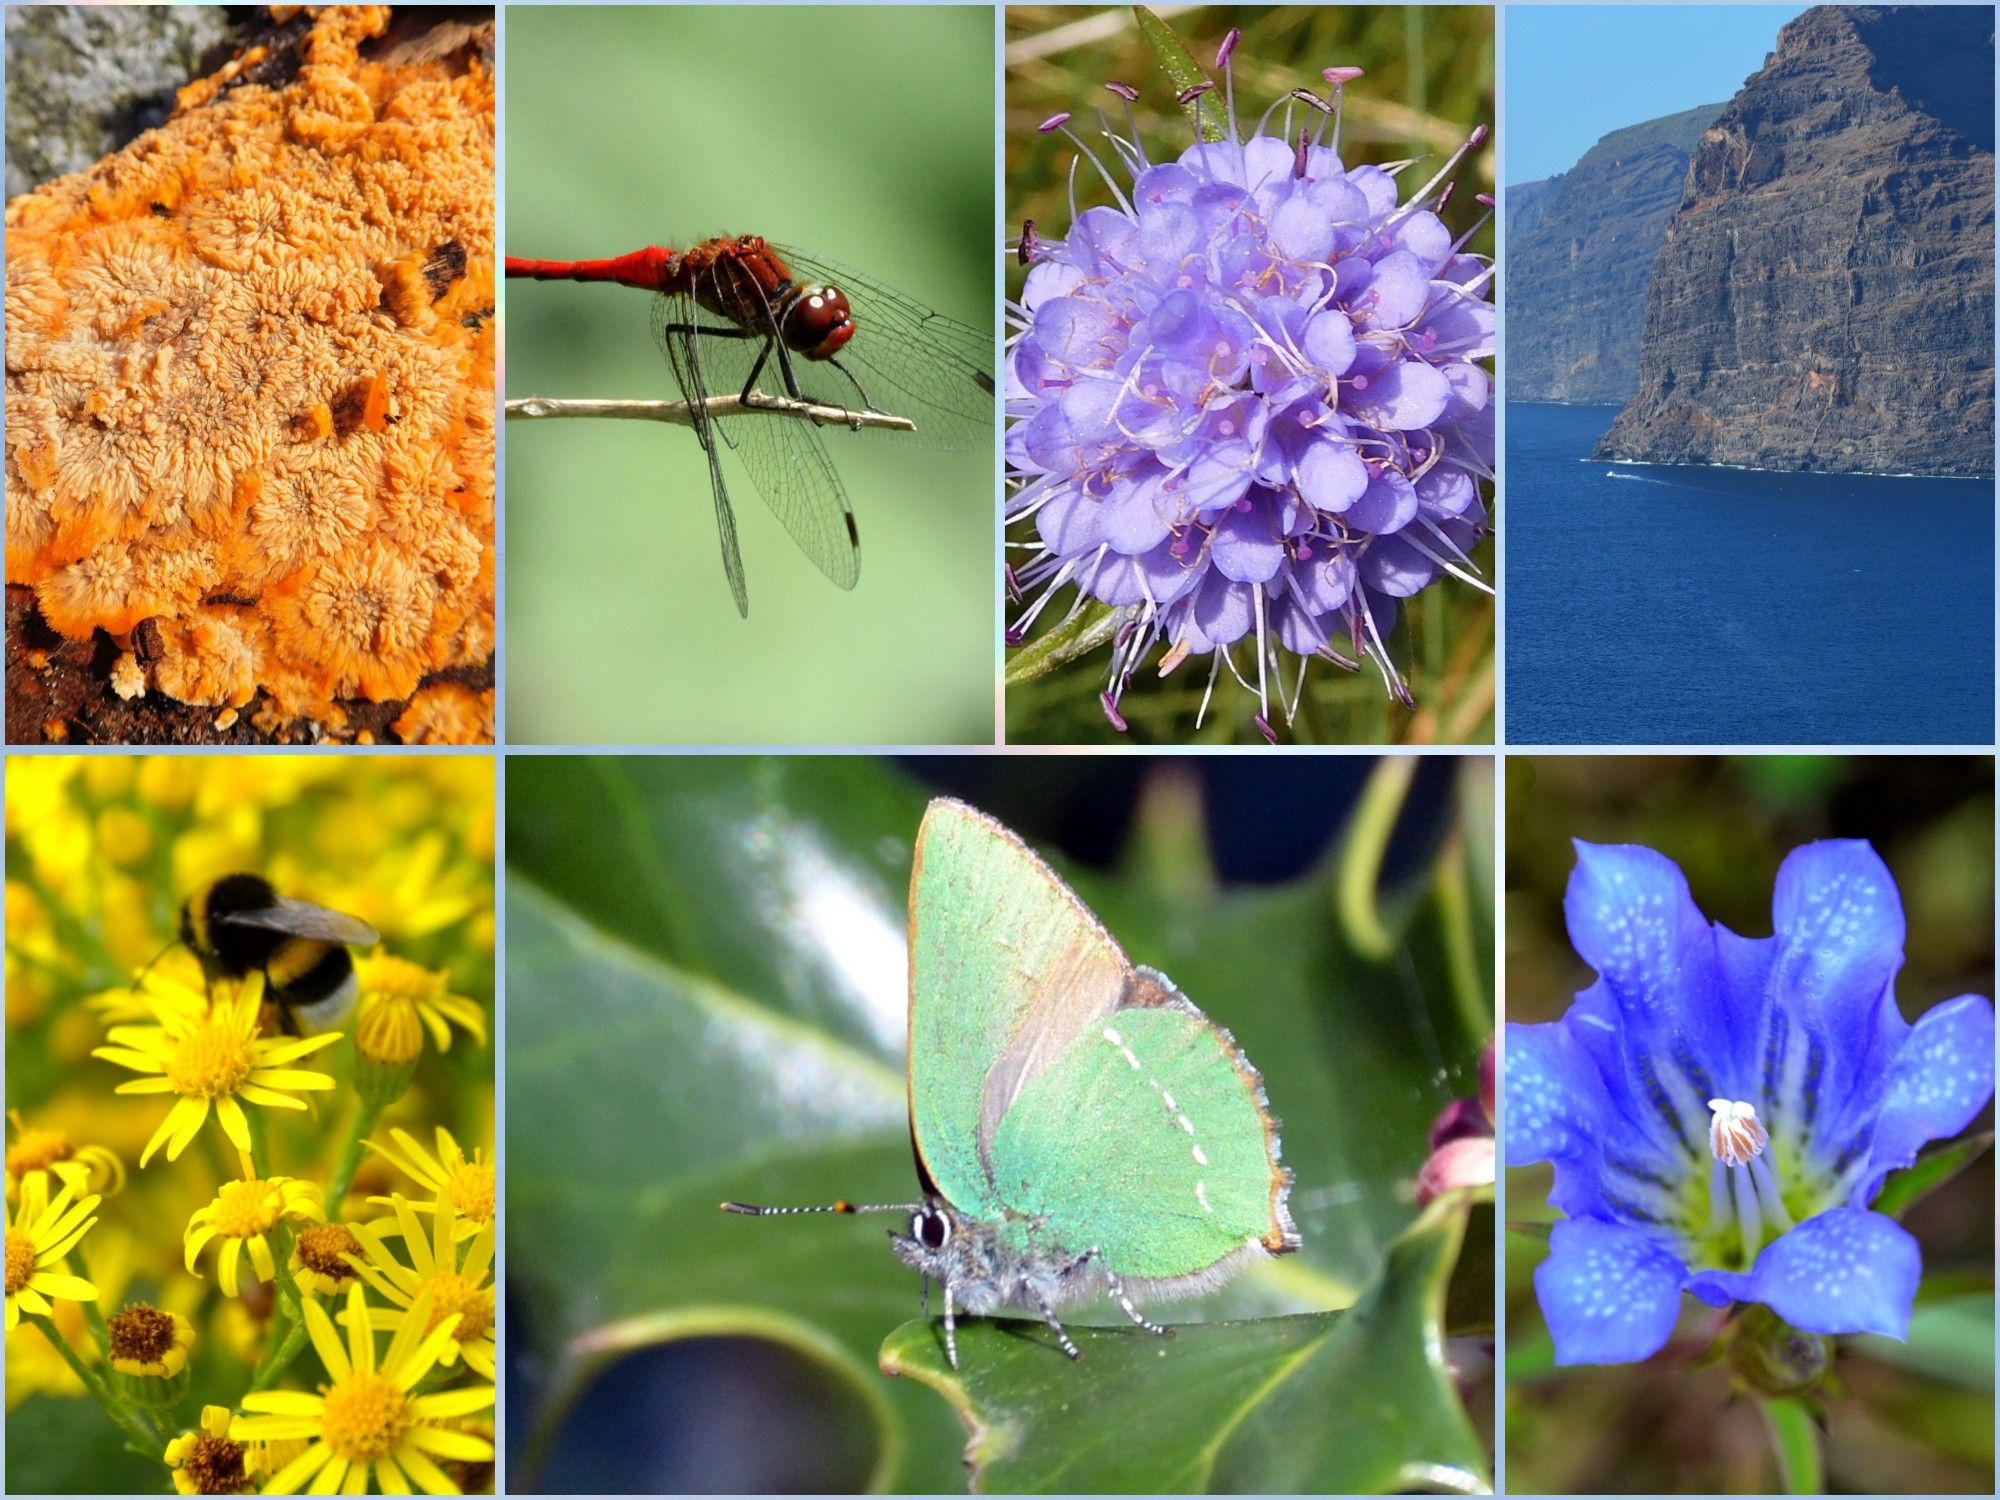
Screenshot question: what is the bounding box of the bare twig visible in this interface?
[504,393,916,433]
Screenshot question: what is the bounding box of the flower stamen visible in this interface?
[1708,1098,1767,1167]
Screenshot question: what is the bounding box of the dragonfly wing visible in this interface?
[720,402,861,592]
[776,244,996,448]
[657,270,861,594]
[656,292,751,615]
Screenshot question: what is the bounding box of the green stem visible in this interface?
[251,1310,312,1391]
[27,1313,160,1454]
[1430,836,1491,1042]
[245,1105,270,1181]
[1759,1395,1825,1493]
[65,1243,113,1354]
[326,1095,386,1220]
[1336,757,1418,960]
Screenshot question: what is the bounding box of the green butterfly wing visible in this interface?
[907,799,1129,1217]
[988,983,1297,1283]
[908,799,1295,1280]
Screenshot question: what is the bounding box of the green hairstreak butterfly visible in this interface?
[724,797,1299,1367]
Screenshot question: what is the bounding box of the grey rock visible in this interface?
[1506,104,1725,403]
[6,6,234,198]
[1596,5,1995,477]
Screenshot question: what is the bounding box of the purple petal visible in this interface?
[1690,1208,1919,1340]
[1295,438,1368,514]
[1348,359,1451,431]
[1862,994,1996,1200]
[1303,309,1357,376]
[1345,468,1417,533]
[1536,1218,1689,1366]
[1210,499,1286,584]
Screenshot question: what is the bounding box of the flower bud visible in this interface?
[108,1302,194,1409]
[1729,1304,1833,1398]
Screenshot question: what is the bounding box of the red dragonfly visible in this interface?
[506,236,994,615]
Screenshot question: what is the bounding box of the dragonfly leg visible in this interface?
[824,354,877,428]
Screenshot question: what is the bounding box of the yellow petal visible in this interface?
[375,1454,414,1496]
[404,1426,493,1461]
[344,1283,373,1375]
[26,1271,96,1301]
[410,1386,495,1420]
[166,1098,211,1162]
[263,1440,334,1495]
[242,1391,322,1415]
[391,1444,459,1496]
[302,1294,350,1380]
[216,1095,251,1153]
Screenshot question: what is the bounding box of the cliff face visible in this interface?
[1506,105,1724,403]
[1596,6,1995,477]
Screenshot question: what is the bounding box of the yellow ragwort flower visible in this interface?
[185,1170,324,1297]
[345,1196,495,1378]
[165,1404,258,1495]
[93,973,341,1166]
[108,1302,195,1378]
[5,1110,124,1203]
[4,1170,99,1330]
[366,1127,493,1244]
[289,1223,366,1298]
[354,954,487,1051]
[235,1284,495,1494]
[355,994,424,1070]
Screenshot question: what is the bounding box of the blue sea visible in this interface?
[1507,403,1995,745]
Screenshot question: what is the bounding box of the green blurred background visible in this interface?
[1505,755,1995,1494]
[1004,6,1496,745]
[504,6,995,745]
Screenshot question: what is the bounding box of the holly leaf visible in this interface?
[881,1197,1490,1493]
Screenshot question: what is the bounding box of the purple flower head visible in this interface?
[1006,41,1494,737]
[1507,840,1994,1366]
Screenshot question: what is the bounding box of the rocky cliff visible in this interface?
[1507,104,1724,403]
[1596,6,1995,477]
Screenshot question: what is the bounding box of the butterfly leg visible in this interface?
[941,1282,959,1370]
[1032,1293,1083,1361]
[1101,1265,1173,1339]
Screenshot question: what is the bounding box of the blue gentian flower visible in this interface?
[1005,32,1495,741]
[1507,840,1994,1366]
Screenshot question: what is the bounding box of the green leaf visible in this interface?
[1758,1396,1825,1494]
[1132,8,1221,142]
[1853,1294,1996,1390]
[3,1393,161,1495]
[1874,1132,1993,1220]
[880,1197,1490,1493]
[1005,600,1121,686]
[505,757,1490,1491]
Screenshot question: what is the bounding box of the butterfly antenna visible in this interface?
[720,1199,920,1216]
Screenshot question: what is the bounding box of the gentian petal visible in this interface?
[1503,1021,1609,1170]
[1536,1217,1689,1366]
[1772,840,1906,1018]
[1861,993,1997,1201]
[1691,1207,1920,1340]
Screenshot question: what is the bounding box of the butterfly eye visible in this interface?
[916,1207,951,1251]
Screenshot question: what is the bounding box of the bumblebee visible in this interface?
[179,873,380,1035]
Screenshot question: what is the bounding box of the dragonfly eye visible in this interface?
[786,282,855,359]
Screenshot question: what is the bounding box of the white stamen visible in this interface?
[1707,1098,1768,1167]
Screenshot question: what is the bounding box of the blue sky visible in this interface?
[1505,5,1810,184]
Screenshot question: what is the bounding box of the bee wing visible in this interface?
[215,899,381,947]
